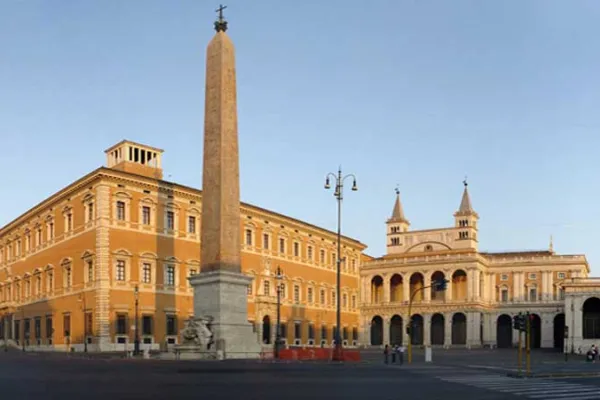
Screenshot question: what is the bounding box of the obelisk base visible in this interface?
[189,269,261,359]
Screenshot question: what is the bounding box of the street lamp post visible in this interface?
[274,266,283,359]
[78,293,88,353]
[324,167,357,361]
[21,307,25,352]
[133,285,140,356]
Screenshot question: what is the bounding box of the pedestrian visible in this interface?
[398,345,404,365]
[391,344,397,363]
[384,344,389,364]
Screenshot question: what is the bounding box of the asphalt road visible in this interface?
[2,350,600,400]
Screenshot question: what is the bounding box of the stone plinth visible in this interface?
[190,270,261,359]
[173,344,217,360]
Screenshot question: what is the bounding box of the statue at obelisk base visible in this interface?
[189,6,261,360]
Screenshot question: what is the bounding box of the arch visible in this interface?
[496,314,513,348]
[451,313,467,345]
[410,314,424,345]
[405,241,452,252]
[262,316,271,344]
[389,315,403,346]
[529,314,541,349]
[390,274,403,302]
[430,313,445,345]
[187,207,201,214]
[371,275,383,303]
[452,270,467,301]
[430,271,445,301]
[583,297,600,339]
[553,313,566,350]
[409,273,424,302]
[370,316,383,346]
[164,201,180,210]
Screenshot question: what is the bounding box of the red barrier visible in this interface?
[277,348,361,362]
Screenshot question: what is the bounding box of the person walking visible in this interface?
[384,344,389,364]
[398,344,405,365]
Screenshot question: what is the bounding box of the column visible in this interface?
[446,274,453,302]
[383,317,390,345]
[547,272,554,302]
[423,314,431,346]
[466,312,481,348]
[541,272,549,302]
[383,275,390,303]
[541,312,553,348]
[94,184,111,351]
[403,278,410,303]
[474,269,481,299]
[573,296,583,353]
[359,316,369,347]
[482,313,496,347]
[443,313,452,348]
[467,269,473,301]
[424,273,431,303]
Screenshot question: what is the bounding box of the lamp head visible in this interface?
[324,177,331,190]
[351,179,358,191]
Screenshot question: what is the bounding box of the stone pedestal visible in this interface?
[190,269,261,359]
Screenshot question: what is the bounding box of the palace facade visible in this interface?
[0,140,365,352]
[359,185,589,350]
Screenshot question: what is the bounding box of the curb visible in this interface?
[507,371,600,379]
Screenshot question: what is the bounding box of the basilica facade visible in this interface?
[359,184,589,350]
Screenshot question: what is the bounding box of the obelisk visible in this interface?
[190,5,261,359]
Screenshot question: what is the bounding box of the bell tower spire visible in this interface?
[453,177,479,249]
[387,186,410,254]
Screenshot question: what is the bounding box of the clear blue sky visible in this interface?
[1,1,599,272]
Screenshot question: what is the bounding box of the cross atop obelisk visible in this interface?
[214,4,228,32]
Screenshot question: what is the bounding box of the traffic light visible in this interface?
[434,279,448,291]
[513,313,527,332]
[513,315,520,330]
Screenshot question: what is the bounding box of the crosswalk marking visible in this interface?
[434,373,600,399]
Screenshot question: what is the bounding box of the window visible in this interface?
[142,206,151,225]
[116,314,127,335]
[188,216,196,233]
[558,287,565,300]
[529,273,537,280]
[63,314,71,337]
[293,242,300,257]
[36,228,42,246]
[294,285,300,304]
[501,274,508,281]
[332,291,336,306]
[166,315,177,336]
[166,211,175,230]
[529,287,537,302]
[116,201,126,220]
[87,202,94,222]
[279,238,285,254]
[45,317,52,339]
[36,275,41,294]
[245,229,252,246]
[424,245,433,252]
[25,234,30,252]
[351,295,356,309]
[320,289,325,304]
[87,260,94,283]
[166,265,175,286]
[247,284,252,295]
[279,283,285,298]
[64,267,72,288]
[262,233,270,250]
[85,313,93,335]
[47,271,53,292]
[15,240,21,257]
[307,245,313,260]
[142,316,153,335]
[332,253,337,265]
[351,259,356,272]
[263,280,270,296]
[558,272,566,279]
[25,280,30,297]
[343,293,347,308]
[66,213,73,231]
[142,263,152,284]
[189,268,197,277]
[320,249,325,264]
[116,260,126,281]
[307,287,313,303]
[48,222,54,240]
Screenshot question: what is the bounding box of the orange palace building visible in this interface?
[0,140,366,352]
